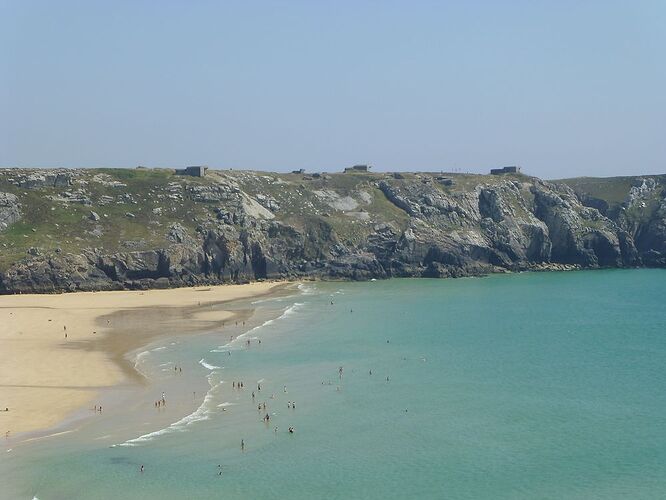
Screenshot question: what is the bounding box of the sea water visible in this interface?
[2,269,666,499]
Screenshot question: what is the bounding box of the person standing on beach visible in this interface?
[241,439,245,451]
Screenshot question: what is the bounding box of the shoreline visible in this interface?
[0,281,291,439]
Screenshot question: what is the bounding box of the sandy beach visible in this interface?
[0,282,286,437]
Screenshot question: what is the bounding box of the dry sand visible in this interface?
[0,282,285,436]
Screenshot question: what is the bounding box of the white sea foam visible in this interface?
[151,346,167,352]
[211,302,304,352]
[115,380,221,447]
[134,350,150,364]
[132,350,152,377]
[199,358,221,370]
[217,402,236,408]
[297,283,317,295]
[22,430,74,444]
[133,350,150,368]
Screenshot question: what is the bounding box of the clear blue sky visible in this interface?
[1,1,664,178]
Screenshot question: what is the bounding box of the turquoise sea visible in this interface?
[2,269,666,499]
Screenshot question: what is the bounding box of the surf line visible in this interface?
[210,301,305,353]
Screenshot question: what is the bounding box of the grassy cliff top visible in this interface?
[0,167,661,272]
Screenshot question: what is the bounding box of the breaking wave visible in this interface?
[199,358,222,370]
[210,302,304,353]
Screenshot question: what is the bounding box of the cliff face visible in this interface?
[0,168,663,293]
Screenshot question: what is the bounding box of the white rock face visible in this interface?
[241,194,275,219]
[0,192,20,230]
[314,189,360,211]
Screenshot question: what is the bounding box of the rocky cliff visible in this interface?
[0,167,663,293]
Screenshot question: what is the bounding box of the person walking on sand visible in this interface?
[241,439,245,451]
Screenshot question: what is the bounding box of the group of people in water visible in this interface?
[153,392,167,410]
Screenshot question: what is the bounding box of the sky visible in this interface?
[1,1,664,179]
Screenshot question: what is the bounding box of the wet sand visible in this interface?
[0,282,287,436]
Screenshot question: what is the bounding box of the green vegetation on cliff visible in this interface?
[0,167,663,293]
